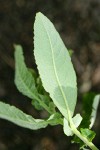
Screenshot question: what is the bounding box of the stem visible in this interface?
[70,122,99,150]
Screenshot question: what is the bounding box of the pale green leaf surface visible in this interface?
[73,114,82,128]
[0,101,48,130]
[63,114,82,136]
[14,45,37,99]
[34,12,77,119]
[63,118,73,136]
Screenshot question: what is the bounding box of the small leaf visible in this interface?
[31,94,51,111]
[80,93,100,129]
[14,45,53,113]
[73,114,82,128]
[34,12,77,119]
[63,114,82,136]
[48,102,56,113]
[63,118,73,136]
[28,68,38,81]
[72,128,96,149]
[0,101,48,130]
[80,128,96,142]
[36,77,45,94]
[68,49,74,56]
[72,135,86,149]
[31,98,43,110]
[90,94,100,128]
[14,45,38,100]
[48,113,63,125]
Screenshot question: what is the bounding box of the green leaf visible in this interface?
[14,46,54,113]
[90,94,100,128]
[80,93,100,129]
[47,113,63,125]
[28,68,38,81]
[72,114,82,128]
[0,101,48,130]
[36,77,45,94]
[31,94,50,111]
[72,128,96,149]
[34,12,77,119]
[68,49,74,56]
[63,118,73,136]
[72,94,99,149]
[14,45,38,100]
[80,128,96,142]
[48,102,56,113]
[72,135,85,149]
[63,114,82,136]
[0,102,63,129]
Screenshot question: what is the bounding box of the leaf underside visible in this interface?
[14,45,38,100]
[0,101,48,130]
[34,12,77,119]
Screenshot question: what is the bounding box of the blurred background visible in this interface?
[0,0,100,150]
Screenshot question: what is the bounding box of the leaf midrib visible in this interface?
[39,15,71,120]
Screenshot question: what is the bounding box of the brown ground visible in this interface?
[0,0,100,150]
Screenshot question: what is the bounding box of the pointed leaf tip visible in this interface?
[14,45,37,100]
[34,12,77,119]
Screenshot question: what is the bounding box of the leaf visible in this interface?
[63,118,73,136]
[0,102,63,129]
[73,114,82,128]
[14,45,53,113]
[72,128,96,149]
[72,135,85,149]
[28,68,38,81]
[63,114,82,136]
[90,94,100,128]
[48,102,56,113]
[68,49,74,56]
[14,45,38,100]
[80,128,96,142]
[80,93,95,128]
[72,94,99,149]
[48,113,63,125]
[31,94,50,110]
[0,101,48,130]
[34,12,77,119]
[36,77,45,94]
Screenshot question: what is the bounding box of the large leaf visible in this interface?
[0,101,48,130]
[15,46,56,114]
[15,45,37,100]
[34,12,77,119]
[0,102,62,129]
